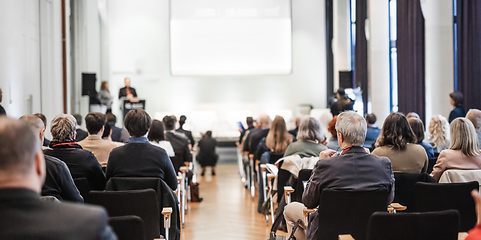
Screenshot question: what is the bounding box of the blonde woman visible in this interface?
[427,115,450,154]
[431,118,481,182]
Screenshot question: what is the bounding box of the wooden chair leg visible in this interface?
[161,207,172,240]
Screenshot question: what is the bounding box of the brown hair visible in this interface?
[265,116,292,153]
[376,112,416,150]
[327,115,338,137]
[85,112,106,135]
[148,120,166,142]
[450,91,464,106]
[100,81,109,91]
[124,109,152,137]
[408,118,425,144]
[449,118,481,157]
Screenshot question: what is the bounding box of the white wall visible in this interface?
[424,0,453,124]
[333,0,352,89]
[0,0,63,135]
[106,0,326,137]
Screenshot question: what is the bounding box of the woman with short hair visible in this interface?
[448,91,466,123]
[148,120,175,157]
[431,118,481,182]
[372,112,428,173]
[283,116,327,158]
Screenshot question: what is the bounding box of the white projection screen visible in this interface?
[170,0,292,76]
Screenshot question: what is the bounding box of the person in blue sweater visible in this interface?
[408,117,435,159]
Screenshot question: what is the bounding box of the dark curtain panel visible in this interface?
[355,0,368,115]
[326,0,334,107]
[457,0,481,110]
[397,0,425,123]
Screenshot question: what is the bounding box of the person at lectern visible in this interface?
[118,77,137,99]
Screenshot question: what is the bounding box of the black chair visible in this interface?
[85,189,160,240]
[317,189,389,240]
[269,152,284,164]
[73,177,90,199]
[109,216,145,240]
[411,181,478,232]
[366,210,460,240]
[427,157,438,174]
[105,177,180,240]
[393,172,435,209]
[293,169,312,202]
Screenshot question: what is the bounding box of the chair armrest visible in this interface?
[249,154,254,161]
[179,166,187,174]
[303,208,316,226]
[161,207,173,227]
[388,203,407,213]
[177,176,182,184]
[284,186,295,204]
[338,234,355,240]
[260,164,267,172]
[458,232,468,240]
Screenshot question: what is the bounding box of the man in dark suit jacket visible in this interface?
[19,115,83,203]
[283,111,394,240]
[0,117,116,240]
[118,77,137,99]
[163,115,193,173]
[244,114,271,160]
[106,109,177,190]
[73,113,88,142]
[176,115,195,149]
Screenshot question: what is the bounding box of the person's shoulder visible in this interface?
[44,154,67,167]
[407,143,428,153]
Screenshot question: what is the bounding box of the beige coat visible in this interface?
[431,149,481,182]
[372,143,428,173]
[78,135,120,167]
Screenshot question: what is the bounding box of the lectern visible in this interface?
[120,98,146,120]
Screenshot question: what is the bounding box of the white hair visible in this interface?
[335,111,367,146]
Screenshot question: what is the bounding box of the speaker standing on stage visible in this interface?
[118,77,137,99]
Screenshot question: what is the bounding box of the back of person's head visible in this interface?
[408,118,424,144]
[100,81,109,91]
[34,113,47,128]
[365,113,377,125]
[297,116,326,143]
[0,118,41,180]
[162,115,176,131]
[205,130,212,138]
[51,114,77,142]
[124,109,152,137]
[72,113,82,126]
[179,115,187,126]
[466,109,481,131]
[327,115,338,137]
[19,115,45,134]
[266,116,292,153]
[337,88,346,97]
[450,91,464,106]
[406,112,420,120]
[246,117,254,126]
[84,112,105,135]
[106,113,117,126]
[335,111,367,146]
[259,114,272,128]
[428,115,450,150]
[101,122,111,139]
[377,112,416,150]
[148,120,166,142]
[449,118,480,157]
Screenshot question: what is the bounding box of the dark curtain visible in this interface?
[326,0,334,107]
[355,0,368,115]
[397,0,425,123]
[457,0,481,111]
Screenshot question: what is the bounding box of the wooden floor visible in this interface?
[181,164,286,240]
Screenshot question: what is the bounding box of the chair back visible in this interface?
[269,152,284,164]
[412,181,478,232]
[317,189,389,240]
[105,177,180,240]
[366,210,459,240]
[293,169,312,202]
[109,216,145,240]
[438,169,481,187]
[427,157,437,174]
[86,189,160,240]
[73,177,90,199]
[393,172,435,209]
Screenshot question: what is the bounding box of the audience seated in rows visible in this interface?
[197,130,219,176]
[148,119,175,157]
[326,116,339,150]
[283,111,394,240]
[239,116,255,145]
[106,110,177,190]
[78,113,120,168]
[288,115,301,141]
[449,91,466,123]
[44,114,106,190]
[363,113,380,149]
[0,117,116,239]
[20,115,83,203]
[245,114,272,161]
[427,115,450,154]
[466,109,481,149]
[372,112,428,173]
[35,113,51,147]
[431,118,481,182]
[408,117,435,158]
[73,113,88,142]
[106,113,129,143]
[163,115,192,173]
[176,115,195,150]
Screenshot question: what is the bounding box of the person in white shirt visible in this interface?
[147,119,175,157]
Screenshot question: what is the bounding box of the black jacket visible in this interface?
[165,131,192,173]
[118,87,137,99]
[42,154,84,202]
[176,127,195,146]
[44,142,106,190]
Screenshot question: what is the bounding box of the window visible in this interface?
[388,0,398,112]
